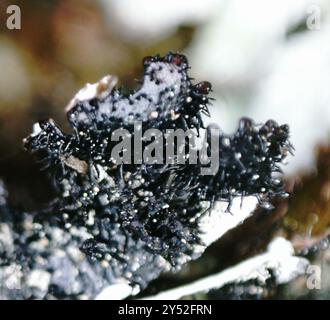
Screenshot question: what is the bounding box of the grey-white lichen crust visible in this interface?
[0,53,292,299]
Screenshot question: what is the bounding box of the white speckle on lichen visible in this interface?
[149,111,159,119]
[27,270,51,292]
[1,264,23,290]
[86,210,95,226]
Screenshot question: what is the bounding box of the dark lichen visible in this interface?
[0,53,292,299]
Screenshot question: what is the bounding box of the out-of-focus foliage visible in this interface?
[284,145,330,240]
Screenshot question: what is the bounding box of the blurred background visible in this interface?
[1,0,330,299]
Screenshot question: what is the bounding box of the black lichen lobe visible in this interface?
[66,53,207,133]
[23,53,292,281]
